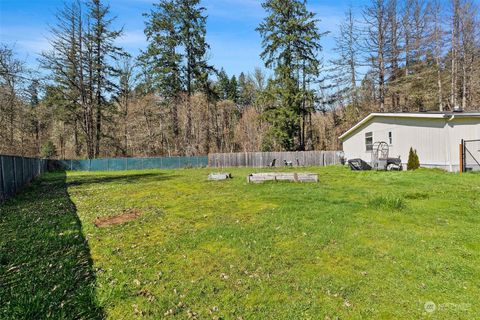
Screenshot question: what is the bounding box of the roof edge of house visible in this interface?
[338,112,480,141]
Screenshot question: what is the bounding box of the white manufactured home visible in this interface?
[339,112,480,172]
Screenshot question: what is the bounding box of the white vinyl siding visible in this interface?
[342,117,447,169]
[341,114,480,172]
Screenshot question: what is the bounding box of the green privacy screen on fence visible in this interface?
[0,155,48,203]
[0,155,207,202]
[55,156,209,171]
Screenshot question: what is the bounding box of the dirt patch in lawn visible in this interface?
[94,208,142,228]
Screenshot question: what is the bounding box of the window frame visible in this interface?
[365,132,373,152]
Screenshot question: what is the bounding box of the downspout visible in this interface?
[446,115,455,172]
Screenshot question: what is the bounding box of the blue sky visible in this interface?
[0,0,367,77]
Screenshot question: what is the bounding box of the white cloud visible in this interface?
[117,29,146,46]
[18,38,50,54]
[0,26,50,58]
[204,0,264,20]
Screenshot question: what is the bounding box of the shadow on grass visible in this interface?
[67,172,173,187]
[0,171,104,319]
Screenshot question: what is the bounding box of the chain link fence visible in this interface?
[0,155,208,203]
[0,155,48,203]
[54,156,208,171]
[461,139,480,172]
[3,151,341,202]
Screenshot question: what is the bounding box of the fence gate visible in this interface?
[461,139,480,172]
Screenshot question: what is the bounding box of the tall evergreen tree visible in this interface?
[238,72,256,108]
[142,0,182,147]
[142,0,211,154]
[228,75,238,102]
[40,1,87,157]
[41,0,124,159]
[257,0,323,150]
[177,0,210,148]
[88,0,125,157]
[116,56,136,156]
[216,68,230,100]
[26,79,41,154]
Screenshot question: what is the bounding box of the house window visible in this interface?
[388,132,393,145]
[365,132,373,151]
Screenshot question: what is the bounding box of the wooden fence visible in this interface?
[208,151,343,168]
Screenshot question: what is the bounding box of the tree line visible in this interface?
[0,0,479,159]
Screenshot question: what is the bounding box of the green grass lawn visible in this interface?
[1,166,479,319]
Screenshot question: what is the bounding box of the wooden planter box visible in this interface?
[247,172,318,183]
